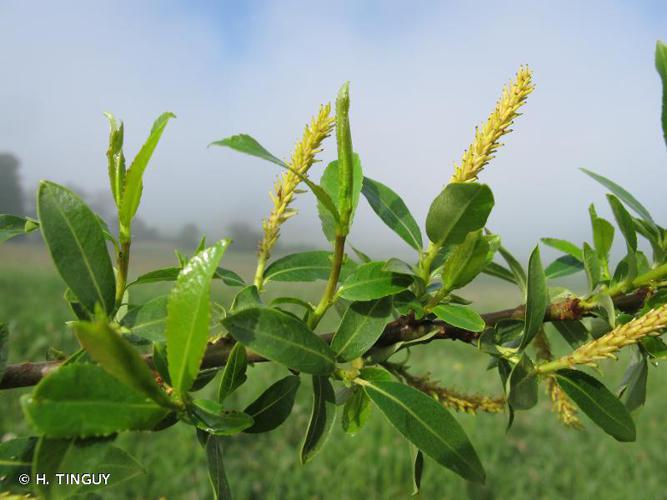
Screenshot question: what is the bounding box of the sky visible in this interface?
[0,0,665,259]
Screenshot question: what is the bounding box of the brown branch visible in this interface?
[0,287,651,390]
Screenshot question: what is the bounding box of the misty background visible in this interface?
[0,0,665,259]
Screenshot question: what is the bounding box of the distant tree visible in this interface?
[175,222,200,250]
[227,221,264,252]
[0,153,25,214]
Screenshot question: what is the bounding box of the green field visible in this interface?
[1,244,665,499]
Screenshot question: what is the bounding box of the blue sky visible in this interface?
[0,0,665,258]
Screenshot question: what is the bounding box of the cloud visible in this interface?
[0,0,664,259]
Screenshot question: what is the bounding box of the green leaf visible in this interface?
[0,323,7,382]
[482,262,517,284]
[519,247,547,350]
[33,438,144,500]
[362,380,485,483]
[205,435,233,500]
[166,240,229,395]
[129,267,180,286]
[230,285,262,312]
[317,154,363,241]
[342,388,371,435]
[425,183,494,248]
[412,448,424,496]
[656,40,667,147]
[119,112,175,231]
[104,112,126,207]
[555,369,636,442]
[498,245,527,293]
[209,133,286,167]
[551,320,589,349]
[581,168,655,225]
[338,261,412,301]
[190,400,254,435]
[120,296,168,343]
[218,342,248,403]
[215,267,245,287]
[433,304,486,332]
[440,230,490,291]
[507,354,538,410]
[361,176,422,250]
[618,349,648,413]
[75,320,173,408]
[0,214,39,243]
[37,181,116,314]
[540,238,583,261]
[583,242,601,291]
[300,376,337,464]
[0,437,36,488]
[264,251,334,283]
[331,297,393,361]
[244,375,300,433]
[22,364,167,437]
[590,208,614,269]
[607,194,638,252]
[544,255,584,280]
[223,307,335,374]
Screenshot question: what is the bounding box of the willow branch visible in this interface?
[0,287,651,390]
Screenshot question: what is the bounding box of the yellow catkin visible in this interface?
[401,370,504,414]
[450,66,534,183]
[534,330,583,428]
[258,104,334,259]
[546,376,583,429]
[541,303,667,370]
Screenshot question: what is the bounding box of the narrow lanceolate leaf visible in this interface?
[264,251,334,283]
[301,376,336,464]
[218,342,248,403]
[22,364,167,437]
[205,435,233,500]
[223,308,335,374]
[607,194,638,252]
[244,375,300,433]
[166,240,229,395]
[425,183,494,248]
[433,304,486,333]
[540,238,583,261]
[190,400,254,435]
[317,155,363,241]
[230,285,262,312]
[342,389,371,435]
[580,168,655,225]
[520,247,547,350]
[583,242,601,291]
[544,255,584,280]
[0,214,39,243]
[362,380,485,483]
[498,245,527,293]
[507,354,538,410]
[120,295,168,343]
[412,448,424,496]
[361,176,422,250]
[37,181,116,314]
[74,320,173,408]
[482,262,517,284]
[441,230,490,291]
[331,297,393,361]
[129,266,243,288]
[119,112,175,229]
[338,261,413,301]
[33,438,144,500]
[209,133,286,167]
[555,369,636,442]
[619,349,648,413]
[656,40,667,147]
[104,112,126,206]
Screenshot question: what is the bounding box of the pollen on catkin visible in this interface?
[450,66,534,183]
[258,104,334,259]
[401,370,504,414]
[542,303,667,370]
[546,376,583,429]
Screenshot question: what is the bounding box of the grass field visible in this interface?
[1,243,666,499]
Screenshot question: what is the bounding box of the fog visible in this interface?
[1,0,665,259]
